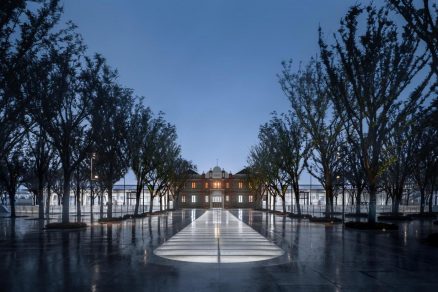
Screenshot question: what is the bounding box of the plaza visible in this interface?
[1,209,438,291]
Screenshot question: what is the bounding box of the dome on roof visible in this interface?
[212,166,221,172]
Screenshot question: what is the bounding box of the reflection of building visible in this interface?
[179,166,256,209]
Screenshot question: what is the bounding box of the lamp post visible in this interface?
[90,153,99,218]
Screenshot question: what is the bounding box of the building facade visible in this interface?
[179,166,257,209]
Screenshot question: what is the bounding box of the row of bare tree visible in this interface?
[248,2,437,223]
[0,0,195,223]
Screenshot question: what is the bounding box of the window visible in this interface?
[238,181,243,189]
[225,195,229,202]
[205,182,208,188]
[191,195,196,203]
[205,195,209,203]
[249,195,253,203]
[226,182,229,188]
[181,196,186,203]
[191,182,196,189]
[213,181,220,188]
[238,195,243,203]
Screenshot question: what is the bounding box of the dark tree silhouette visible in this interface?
[319,5,433,222]
[90,59,133,219]
[0,145,25,217]
[169,159,196,210]
[387,0,438,76]
[279,59,342,218]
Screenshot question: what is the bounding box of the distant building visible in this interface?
[179,166,257,209]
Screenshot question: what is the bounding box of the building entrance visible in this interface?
[210,191,224,208]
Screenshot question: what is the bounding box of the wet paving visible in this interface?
[0,209,438,291]
[154,209,283,263]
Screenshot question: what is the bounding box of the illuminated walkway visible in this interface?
[154,209,284,263]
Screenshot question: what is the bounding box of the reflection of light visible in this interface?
[214,225,220,238]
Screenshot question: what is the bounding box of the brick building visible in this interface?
[179,166,257,209]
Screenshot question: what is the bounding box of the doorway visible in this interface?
[210,191,223,208]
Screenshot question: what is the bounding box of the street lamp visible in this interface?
[90,153,99,181]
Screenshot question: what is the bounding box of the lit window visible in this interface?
[191,182,196,189]
[181,196,186,203]
[205,182,208,188]
[238,195,243,203]
[226,182,229,188]
[226,195,229,202]
[191,195,196,203]
[238,182,243,189]
[249,195,253,203]
[205,195,209,203]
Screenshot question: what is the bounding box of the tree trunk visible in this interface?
[76,178,81,222]
[282,195,286,213]
[99,192,104,219]
[368,184,377,224]
[159,195,163,211]
[273,195,276,212]
[62,174,71,223]
[134,192,140,215]
[391,196,400,214]
[429,188,434,213]
[38,183,44,220]
[293,185,301,215]
[174,193,179,210]
[325,187,334,218]
[420,188,426,214]
[107,186,113,219]
[149,193,154,213]
[45,184,51,217]
[90,194,94,221]
[8,191,16,218]
[356,189,362,214]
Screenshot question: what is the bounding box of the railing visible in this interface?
[278,204,437,217]
[15,204,166,216]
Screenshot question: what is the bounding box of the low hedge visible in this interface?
[309,217,342,224]
[409,213,437,219]
[345,221,398,230]
[378,215,412,221]
[345,213,368,218]
[45,222,87,229]
[98,217,124,223]
[288,213,312,219]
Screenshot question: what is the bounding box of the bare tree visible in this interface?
[91,60,133,219]
[0,0,62,161]
[29,36,99,223]
[269,112,310,215]
[279,59,342,218]
[145,120,180,214]
[0,145,25,217]
[319,4,433,222]
[22,128,55,219]
[169,158,195,210]
[128,104,154,216]
[387,0,438,76]
[381,117,416,214]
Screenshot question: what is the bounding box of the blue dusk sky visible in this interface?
[60,0,402,184]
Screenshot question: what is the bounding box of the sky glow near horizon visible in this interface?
[60,0,407,184]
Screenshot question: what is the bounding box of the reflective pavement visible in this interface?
[154,209,283,263]
[1,209,438,291]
